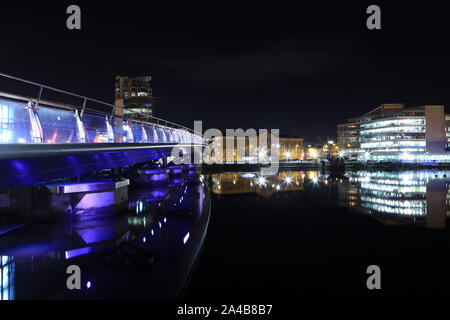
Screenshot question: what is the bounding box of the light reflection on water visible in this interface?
[2,169,450,299]
[211,171,311,197]
[211,170,450,229]
[0,172,210,300]
[338,170,450,228]
[190,170,450,300]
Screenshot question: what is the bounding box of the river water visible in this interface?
[2,169,450,299]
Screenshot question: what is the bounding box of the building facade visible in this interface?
[209,133,304,163]
[114,76,154,118]
[337,103,450,162]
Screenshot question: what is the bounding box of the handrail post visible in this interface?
[27,100,44,143]
[35,86,43,109]
[80,98,87,118]
[74,109,87,143]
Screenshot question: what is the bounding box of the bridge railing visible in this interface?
[0,72,204,145]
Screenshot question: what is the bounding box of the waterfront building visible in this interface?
[305,145,319,160]
[114,76,154,118]
[209,134,303,163]
[337,103,450,162]
[304,141,339,161]
[278,134,304,161]
[319,140,340,159]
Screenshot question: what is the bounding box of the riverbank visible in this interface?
[201,161,320,173]
[200,160,450,174]
[343,161,450,171]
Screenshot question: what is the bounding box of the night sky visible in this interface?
[1,1,450,142]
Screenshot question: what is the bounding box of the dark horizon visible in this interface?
[1,1,450,142]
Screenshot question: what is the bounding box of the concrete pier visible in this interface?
[47,179,129,221]
[134,168,170,186]
[0,179,129,221]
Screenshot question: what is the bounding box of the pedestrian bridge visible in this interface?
[0,72,204,190]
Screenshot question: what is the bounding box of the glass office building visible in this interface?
[337,103,450,162]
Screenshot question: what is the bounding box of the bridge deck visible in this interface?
[0,143,201,190]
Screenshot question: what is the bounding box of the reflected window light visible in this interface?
[1,256,15,300]
[183,232,190,244]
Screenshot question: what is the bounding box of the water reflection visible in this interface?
[337,171,450,228]
[1,256,14,300]
[0,172,210,299]
[212,170,450,229]
[3,169,450,299]
[212,171,309,197]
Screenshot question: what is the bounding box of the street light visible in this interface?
[284,151,291,163]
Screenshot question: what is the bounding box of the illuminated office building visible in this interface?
[337,103,450,162]
[114,76,154,118]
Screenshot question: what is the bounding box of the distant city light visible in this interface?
[257,176,267,186]
[258,149,267,158]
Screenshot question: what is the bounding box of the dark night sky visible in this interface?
[1,1,450,142]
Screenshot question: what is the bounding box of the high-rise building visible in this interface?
[337,103,450,162]
[114,76,154,118]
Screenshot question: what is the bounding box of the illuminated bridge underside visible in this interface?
[0,143,197,190]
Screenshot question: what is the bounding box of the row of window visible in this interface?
[360,118,425,129]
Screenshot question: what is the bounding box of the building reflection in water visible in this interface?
[337,171,450,228]
[0,172,210,300]
[1,256,14,300]
[211,171,308,197]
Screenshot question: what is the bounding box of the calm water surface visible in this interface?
[2,169,450,299]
